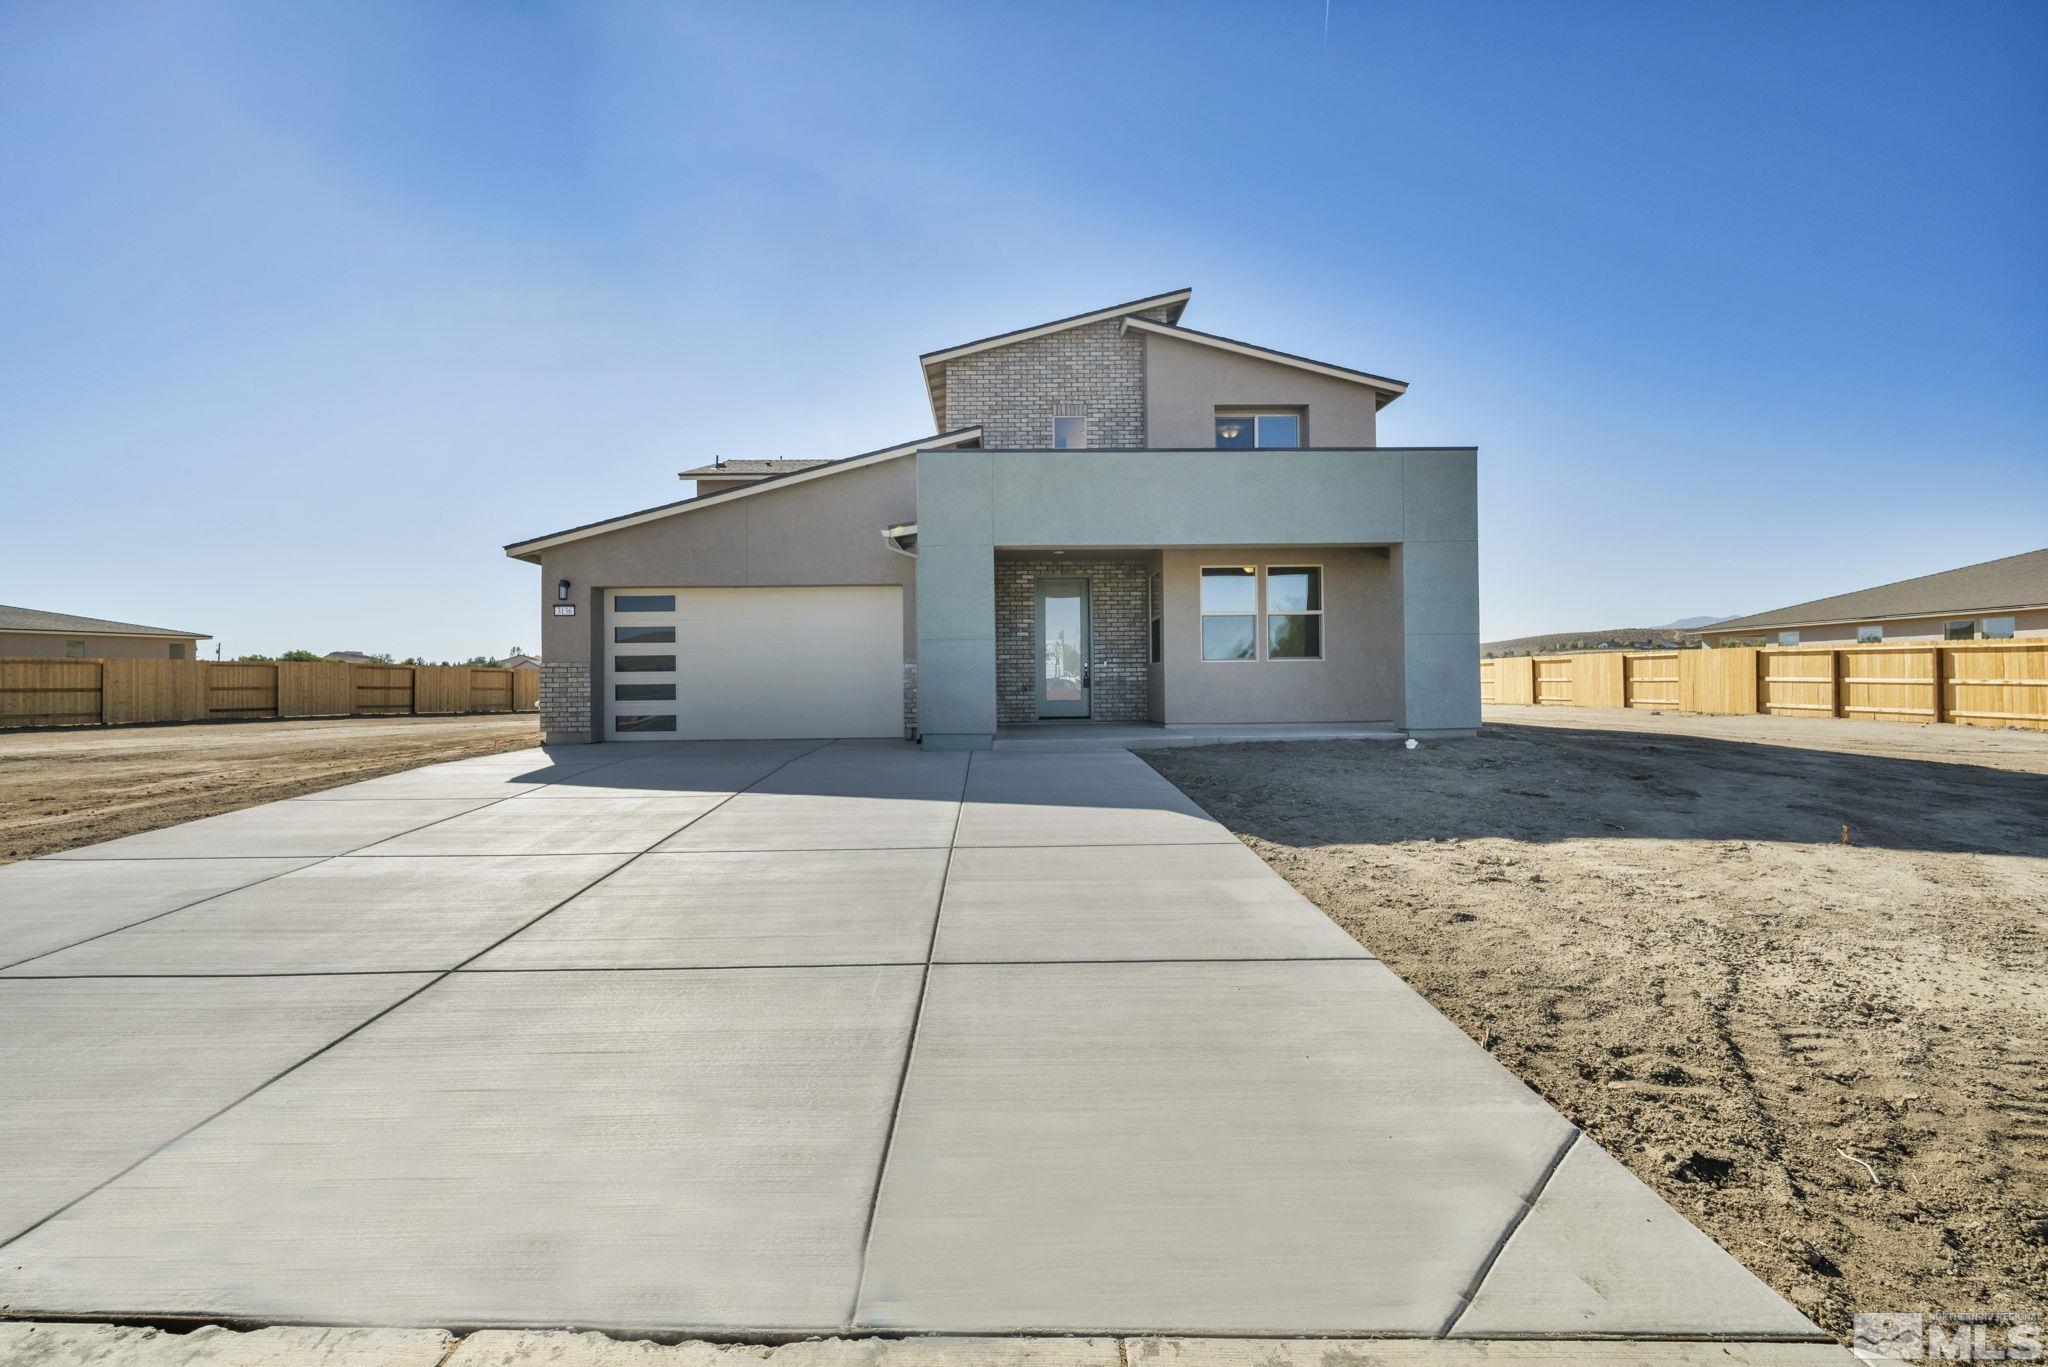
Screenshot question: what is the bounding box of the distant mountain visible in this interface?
[1660,614,1737,630]
[1483,626,1704,657]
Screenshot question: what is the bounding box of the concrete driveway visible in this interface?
[0,739,1821,1343]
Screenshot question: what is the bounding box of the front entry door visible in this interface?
[1036,578,1091,718]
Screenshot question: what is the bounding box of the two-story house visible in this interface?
[505,289,1480,748]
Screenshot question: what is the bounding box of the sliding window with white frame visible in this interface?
[1199,566,1258,661]
[1266,565,1323,659]
[1198,564,1326,662]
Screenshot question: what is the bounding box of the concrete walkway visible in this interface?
[0,740,1824,1345]
[995,720,1405,750]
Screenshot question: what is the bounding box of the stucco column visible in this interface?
[1395,451,1482,736]
[915,449,998,748]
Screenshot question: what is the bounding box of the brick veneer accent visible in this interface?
[538,660,591,738]
[941,308,1174,449]
[994,559,1151,723]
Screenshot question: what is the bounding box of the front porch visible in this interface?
[911,446,1481,749]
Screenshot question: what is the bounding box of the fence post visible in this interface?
[1929,646,1945,725]
[1830,648,1843,719]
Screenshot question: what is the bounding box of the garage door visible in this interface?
[603,587,905,741]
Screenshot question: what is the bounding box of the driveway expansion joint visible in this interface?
[848,746,974,1327]
[1439,1128,1582,1336]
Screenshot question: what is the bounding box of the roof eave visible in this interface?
[0,624,210,640]
[1121,317,1409,401]
[1702,602,2048,635]
[504,426,983,561]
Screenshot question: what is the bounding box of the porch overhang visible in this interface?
[912,447,1481,749]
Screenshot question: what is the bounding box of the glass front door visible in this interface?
[1036,578,1091,718]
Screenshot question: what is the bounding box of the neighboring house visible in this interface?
[322,651,388,665]
[0,604,209,660]
[505,287,1479,746]
[1696,548,2048,647]
[493,653,543,670]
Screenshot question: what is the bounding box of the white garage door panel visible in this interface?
[604,587,903,742]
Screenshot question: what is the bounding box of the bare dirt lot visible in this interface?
[0,714,541,863]
[1147,707,2048,1339]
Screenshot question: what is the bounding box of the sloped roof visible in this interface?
[918,289,1192,428]
[1707,547,2048,633]
[505,427,982,561]
[1120,317,1408,408]
[0,604,209,639]
[676,459,834,478]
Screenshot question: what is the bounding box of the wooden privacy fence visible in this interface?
[1480,640,2048,731]
[0,659,539,730]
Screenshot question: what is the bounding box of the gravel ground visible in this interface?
[1146,708,2048,1340]
[0,714,541,863]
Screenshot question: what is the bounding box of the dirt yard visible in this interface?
[1147,708,2048,1339]
[0,714,541,863]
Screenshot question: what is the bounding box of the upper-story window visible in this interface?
[1052,415,1087,449]
[1214,410,1302,449]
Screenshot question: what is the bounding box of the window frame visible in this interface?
[1149,572,1163,665]
[1777,630,1800,646]
[1856,625,1883,644]
[1051,414,1087,450]
[65,640,86,659]
[1944,619,1976,641]
[612,713,678,733]
[1214,409,1306,449]
[1199,565,1260,662]
[1980,615,2016,640]
[1264,563,1325,662]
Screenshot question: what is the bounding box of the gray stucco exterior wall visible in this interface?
[1143,332,1380,448]
[1156,547,1397,723]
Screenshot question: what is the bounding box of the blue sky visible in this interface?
[2,0,2042,655]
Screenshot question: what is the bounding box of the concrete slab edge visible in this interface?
[0,1322,1857,1365]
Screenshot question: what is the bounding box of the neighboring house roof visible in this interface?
[504,426,983,561]
[0,604,209,640]
[675,459,835,479]
[918,288,1192,428]
[1704,547,2048,634]
[493,654,543,668]
[1119,317,1409,409]
[323,651,386,665]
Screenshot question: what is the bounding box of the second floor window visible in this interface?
[1052,415,1087,449]
[1215,411,1302,449]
